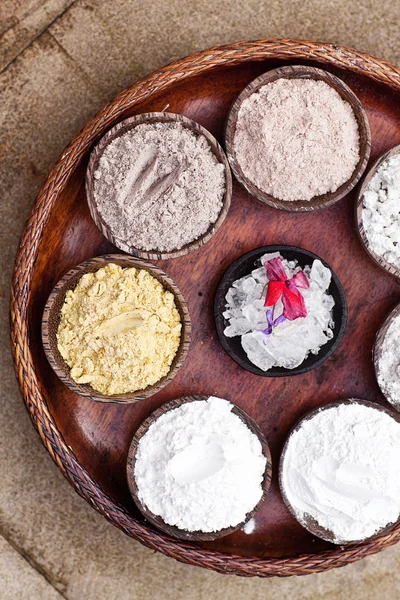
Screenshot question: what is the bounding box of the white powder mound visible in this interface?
[134,397,267,532]
[93,122,225,252]
[281,402,400,543]
[223,253,335,371]
[362,154,400,269]
[233,78,360,202]
[377,313,400,407]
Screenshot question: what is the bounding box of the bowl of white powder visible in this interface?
[357,144,400,279]
[86,112,232,260]
[374,302,400,410]
[225,65,371,212]
[279,399,400,545]
[214,246,347,376]
[127,395,271,540]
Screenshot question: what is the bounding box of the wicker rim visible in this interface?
[10,39,400,577]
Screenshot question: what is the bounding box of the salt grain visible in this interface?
[362,153,400,269]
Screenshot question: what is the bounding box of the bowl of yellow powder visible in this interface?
[42,255,191,403]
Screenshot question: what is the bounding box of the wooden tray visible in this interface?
[10,39,400,577]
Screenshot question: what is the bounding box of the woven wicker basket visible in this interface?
[10,39,400,577]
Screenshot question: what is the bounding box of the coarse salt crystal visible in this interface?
[362,154,400,269]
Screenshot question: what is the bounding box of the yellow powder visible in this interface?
[56,263,182,394]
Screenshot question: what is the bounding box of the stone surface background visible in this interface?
[1,1,400,598]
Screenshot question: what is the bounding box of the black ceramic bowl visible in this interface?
[214,245,347,377]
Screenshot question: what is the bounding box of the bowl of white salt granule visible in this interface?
[374,302,400,411]
[127,395,271,541]
[225,65,371,212]
[280,399,400,544]
[86,112,232,260]
[357,144,400,279]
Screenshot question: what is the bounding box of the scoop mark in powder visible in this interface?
[94,122,225,252]
[167,442,225,484]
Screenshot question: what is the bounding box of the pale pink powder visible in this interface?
[234,78,360,202]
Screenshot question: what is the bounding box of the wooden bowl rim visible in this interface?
[10,39,400,576]
[355,143,400,280]
[85,112,233,260]
[279,398,400,544]
[373,300,400,411]
[41,254,191,403]
[224,64,372,212]
[126,394,272,541]
[214,244,347,377]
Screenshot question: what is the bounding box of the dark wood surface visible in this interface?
[28,58,400,559]
[225,65,371,212]
[41,254,191,403]
[279,399,400,544]
[214,245,347,377]
[86,113,232,260]
[126,395,272,541]
[356,143,400,279]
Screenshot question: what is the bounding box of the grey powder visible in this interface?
[93,122,226,252]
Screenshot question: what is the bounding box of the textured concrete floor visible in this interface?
[2,0,400,598]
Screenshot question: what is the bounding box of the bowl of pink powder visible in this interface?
[225,65,371,212]
[86,112,232,260]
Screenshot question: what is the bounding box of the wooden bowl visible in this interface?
[126,394,272,541]
[373,301,400,410]
[225,65,371,212]
[85,112,232,260]
[214,245,347,377]
[279,398,400,544]
[356,144,400,279]
[42,254,191,403]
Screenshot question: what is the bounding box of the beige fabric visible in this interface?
[1,0,400,597]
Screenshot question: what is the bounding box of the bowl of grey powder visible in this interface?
[374,302,400,411]
[127,394,271,541]
[357,144,400,279]
[86,112,232,260]
[225,65,371,212]
[279,399,400,545]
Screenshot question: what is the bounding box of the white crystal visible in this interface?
[309,260,332,290]
[223,254,335,371]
